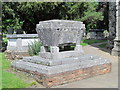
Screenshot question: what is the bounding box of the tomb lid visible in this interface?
[6,34,38,39]
[39,19,83,23]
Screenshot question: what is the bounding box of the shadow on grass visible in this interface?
[62,39,110,54]
[82,39,111,54]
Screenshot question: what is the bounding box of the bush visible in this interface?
[28,40,41,56]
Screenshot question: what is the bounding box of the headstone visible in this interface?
[12,20,111,87]
[88,29,105,40]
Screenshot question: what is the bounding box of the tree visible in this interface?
[2,2,104,34]
[66,2,103,31]
[96,2,109,30]
[2,2,23,34]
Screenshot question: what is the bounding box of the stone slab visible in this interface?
[39,50,84,59]
[12,54,111,75]
[6,34,38,39]
[22,54,108,66]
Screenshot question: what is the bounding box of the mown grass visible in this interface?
[70,39,106,49]
[98,43,107,48]
[81,39,107,46]
[1,53,31,88]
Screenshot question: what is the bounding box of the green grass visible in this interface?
[98,43,107,48]
[1,53,31,88]
[80,43,88,46]
[80,39,107,46]
[70,39,107,49]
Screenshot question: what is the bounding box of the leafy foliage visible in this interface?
[2,2,104,33]
[28,40,41,56]
[2,3,23,33]
[98,43,107,48]
[82,39,107,45]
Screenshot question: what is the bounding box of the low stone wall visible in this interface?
[6,34,39,52]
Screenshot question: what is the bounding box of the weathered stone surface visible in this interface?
[36,20,86,59]
[36,20,85,46]
[7,34,38,39]
[39,50,83,59]
[12,54,111,75]
[22,54,110,66]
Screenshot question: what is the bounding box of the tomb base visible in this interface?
[12,54,111,87]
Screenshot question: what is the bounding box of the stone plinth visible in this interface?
[12,55,111,87]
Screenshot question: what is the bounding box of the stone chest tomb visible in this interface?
[12,20,111,87]
[36,20,85,59]
[36,20,85,46]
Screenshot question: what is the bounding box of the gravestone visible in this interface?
[88,29,105,40]
[12,20,111,87]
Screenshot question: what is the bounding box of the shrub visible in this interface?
[28,40,41,56]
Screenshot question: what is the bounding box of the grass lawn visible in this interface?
[70,39,107,49]
[98,43,107,48]
[81,39,107,46]
[1,53,32,88]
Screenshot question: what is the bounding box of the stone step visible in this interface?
[22,54,109,66]
[12,56,111,75]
